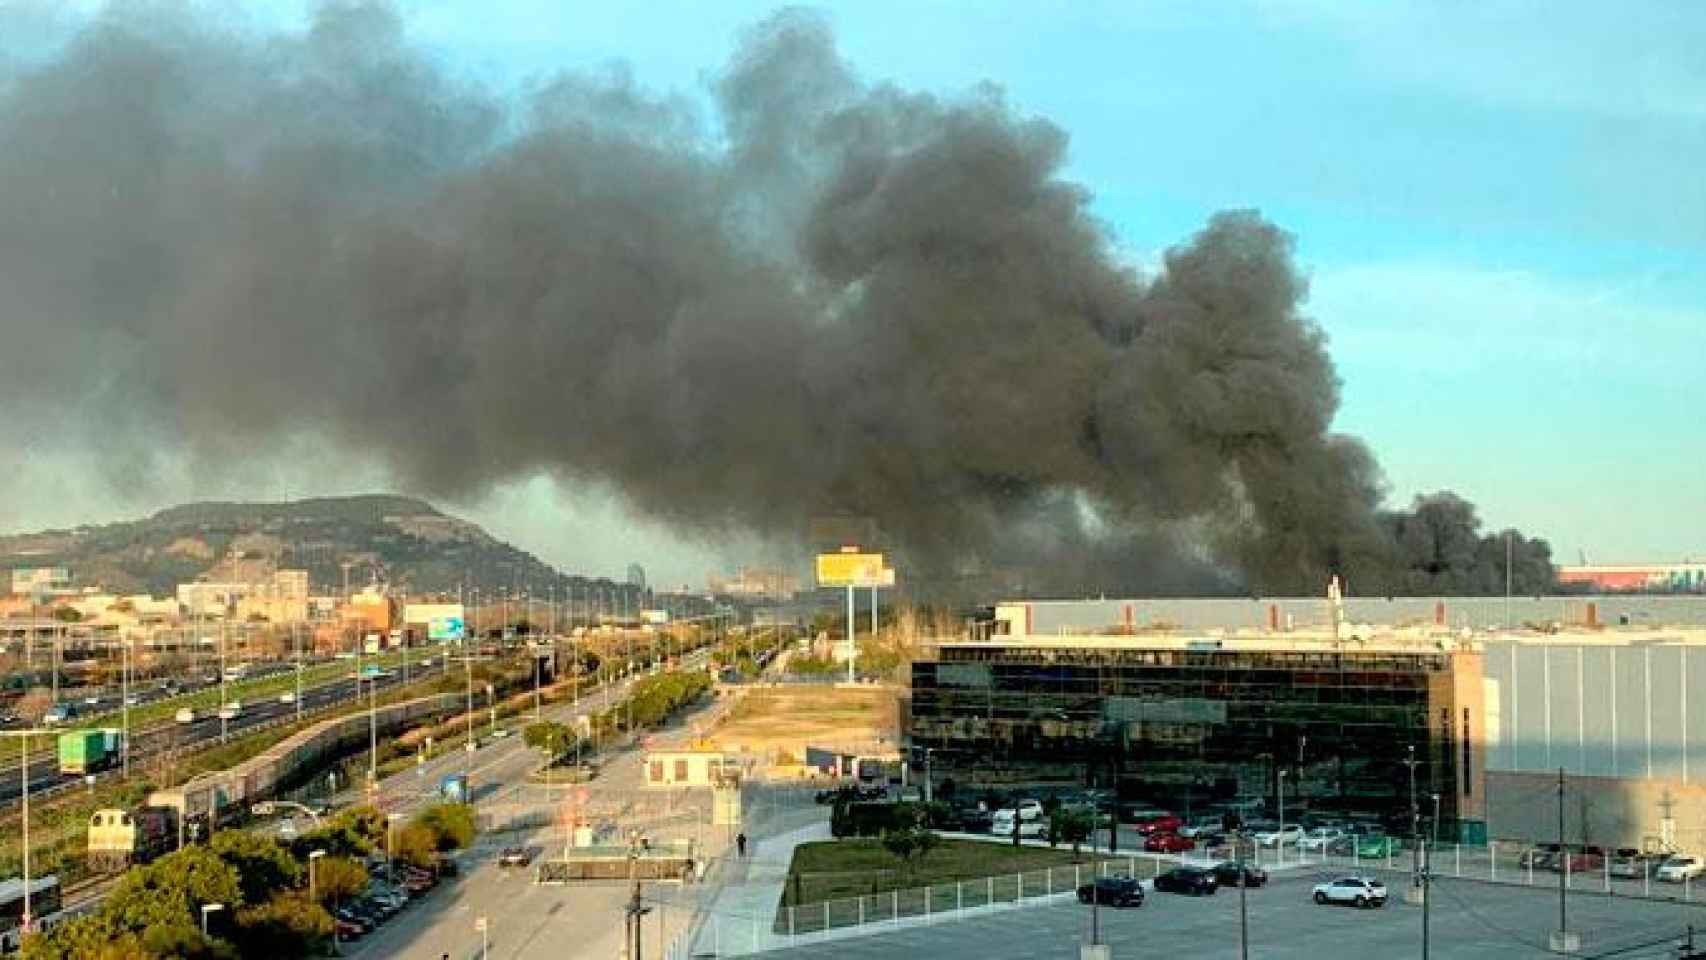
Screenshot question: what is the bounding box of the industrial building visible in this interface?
[911,594,1706,852]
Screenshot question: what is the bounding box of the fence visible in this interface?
[662,836,1706,959]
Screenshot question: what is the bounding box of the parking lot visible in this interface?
[757,869,1706,960]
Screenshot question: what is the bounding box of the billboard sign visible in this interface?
[815,552,886,588]
[427,616,465,641]
[363,633,381,655]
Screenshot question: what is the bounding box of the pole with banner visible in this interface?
[815,550,890,686]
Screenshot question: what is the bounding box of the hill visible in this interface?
[0,494,626,599]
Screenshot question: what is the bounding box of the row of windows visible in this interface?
[938,648,1451,673]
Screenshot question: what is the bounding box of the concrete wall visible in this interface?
[1486,769,1706,852]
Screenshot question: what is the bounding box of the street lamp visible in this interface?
[308,849,326,902]
[200,902,224,938]
[1277,770,1288,865]
[0,729,42,935]
[386,813,404,880]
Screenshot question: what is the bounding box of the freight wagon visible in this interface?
[145,692,459,833]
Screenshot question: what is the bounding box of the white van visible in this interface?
[991,809,1046,838]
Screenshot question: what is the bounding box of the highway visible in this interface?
[0,661,426,806]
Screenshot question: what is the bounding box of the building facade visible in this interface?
[911,632,1486,841]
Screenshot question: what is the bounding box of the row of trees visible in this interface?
[22,802,475,960]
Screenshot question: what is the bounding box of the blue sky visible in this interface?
[5,1,1703,583]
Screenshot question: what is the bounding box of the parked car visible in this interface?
[1556,852,1604,873]
[1298,827,1346,852]
[1076,876,1145,908]
[1153,867,1218,896]
[1312,876,1388,908]
[1656,856,1704,883]
[1255,825,1304,848]
[1178,817,1225,839]
[1131,812,1182,836]
[1609,853,1653,879]
[1355,834,1398,859]
[334,918,365,940]
[1144,832,1195,854]
[498,846,535,867]
[1211,861,1268,887]
[1518,846,1559,870]
[991,809,1046,838]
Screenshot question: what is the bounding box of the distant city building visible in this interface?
[178,568,310,621]
[1558,562,1706,593]
[10,566,71,597]
[627,563,647,590]
[706,567,799,600]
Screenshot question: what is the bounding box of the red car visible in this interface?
[1145,832,1196,853]
[1134,814,1182,836]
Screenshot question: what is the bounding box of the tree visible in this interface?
[231,892,333,958]
[414,803,476,851]
[392,823,438,869]
[105,846,243,938]
[309,856,368,907]
[1054,808,1095,858]
[523,721,575,760]
[880,828,940,882]
[332,805,386,848]
[210,831,303,906]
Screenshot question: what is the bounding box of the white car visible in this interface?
[991,810,1046,838]
[1656,856,1704,883]
[1178,818,1224,839]
[1014,799,1044,822]
[278,691,296,704]
[1256,825,1304,848]
[1312,876,1388,908]
[175,707,196,724]
[217,701,242,720]
[1298,827,1345,852]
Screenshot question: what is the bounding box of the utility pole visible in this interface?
[1551,767,1579,953]
[1505,530,1514,629]
[1404,745,1422,889]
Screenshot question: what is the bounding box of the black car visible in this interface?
[1076,876,1145,907]
[1153,867,1218,896]
[1211,861,1267,887]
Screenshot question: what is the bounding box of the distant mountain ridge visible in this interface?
[0,494,627,600]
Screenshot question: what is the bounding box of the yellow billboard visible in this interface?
[816,552,885,587]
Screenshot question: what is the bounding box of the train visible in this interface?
[87,692,460,869]
[87,807,177,872]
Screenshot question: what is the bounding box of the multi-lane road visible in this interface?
[0,662,421,806]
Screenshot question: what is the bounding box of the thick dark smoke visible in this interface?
[0,3,1552,596]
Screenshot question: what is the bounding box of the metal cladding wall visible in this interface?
[1483,642,1706,782]
[1012,596,1706,634]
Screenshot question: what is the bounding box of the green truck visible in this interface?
[58,729,123,776]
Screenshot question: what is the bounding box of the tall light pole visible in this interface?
[121,636,131,778]
[292,621,303,721]
[1277,770,1287,865]
[1404,745,1421,887]
[308,848,325,902]
[219,619,228,743]
[1423,792,1441,960]
[2,730,39,935]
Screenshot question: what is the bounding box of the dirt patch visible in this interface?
[712,686,899,761]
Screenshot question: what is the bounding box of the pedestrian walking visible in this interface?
[736,832,748,857]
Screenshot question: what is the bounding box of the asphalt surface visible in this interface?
[753,869,1706,960]
[0,665,416,805]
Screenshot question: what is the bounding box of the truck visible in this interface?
[439,773,469,804]
[58,729,122,776]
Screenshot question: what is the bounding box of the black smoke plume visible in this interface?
[0,3,1552,596]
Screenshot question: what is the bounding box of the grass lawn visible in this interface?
[781,838,1111,906]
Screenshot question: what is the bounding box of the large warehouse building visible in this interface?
[911,595,1706,852]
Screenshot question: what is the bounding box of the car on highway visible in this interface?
[43,703,76,725]
[278,691,296,704]
[490,727,512,739]
[498,846,535,867]
[1144,832,1195,854]
[1298,827,1346,852]
[1656,855,1704,883]
[82,695,101,706]
[123,694,140,706]
[1211,861,1267,887]
[1255,825,1303,848]
[217,701,242,720]
[1076,876,1145,907]
[1153,867,1218,896]
[175,707,196,724]
[1312,876,1387,908]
